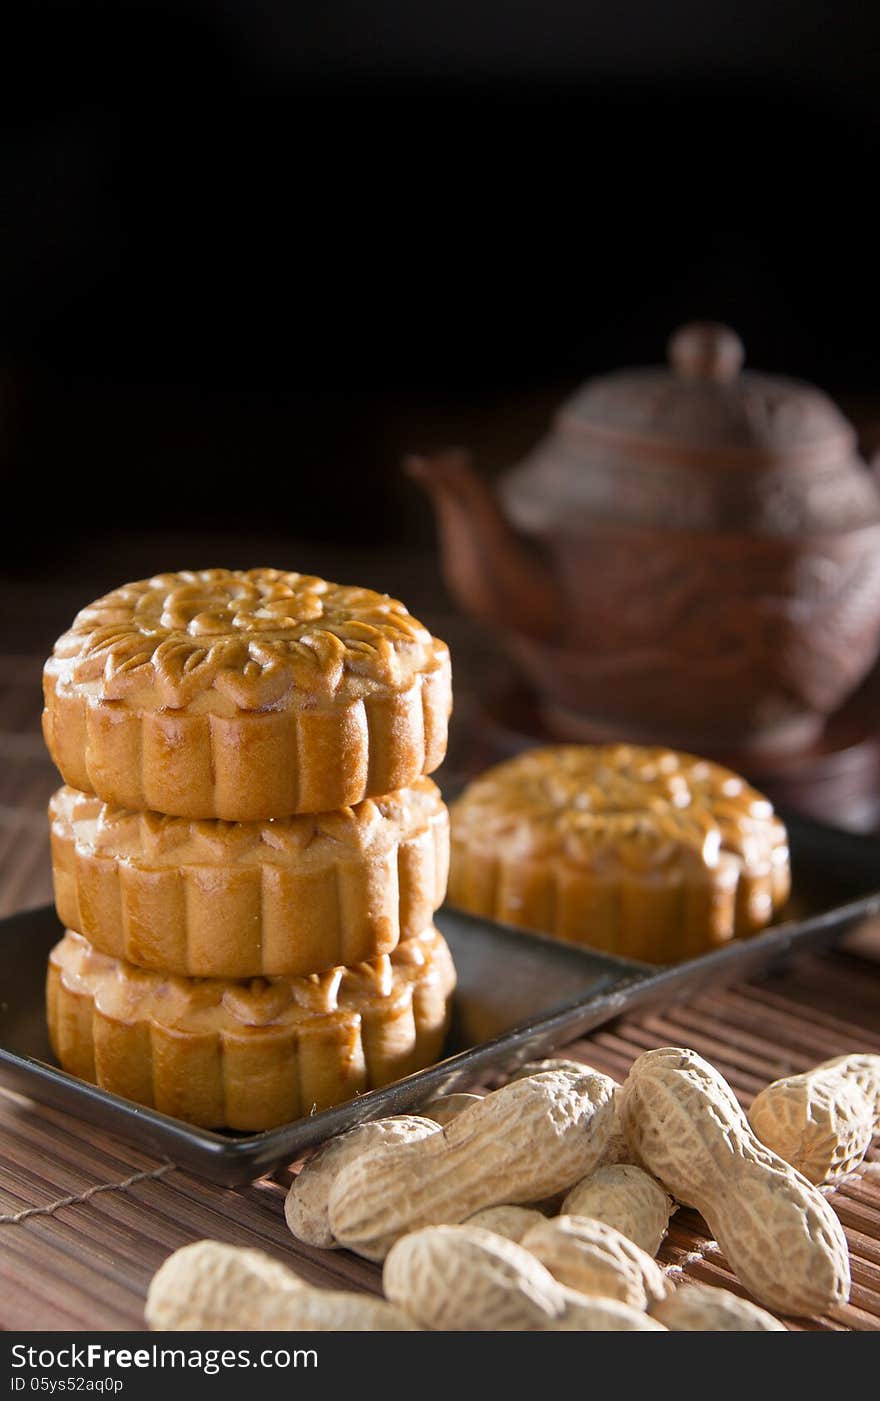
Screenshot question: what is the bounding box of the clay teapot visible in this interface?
[408,323,880,757]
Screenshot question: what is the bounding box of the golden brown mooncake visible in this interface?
[47,926,456,1131]
[42,569,452,820]
[448,745,791,963]
[49,779,449,978]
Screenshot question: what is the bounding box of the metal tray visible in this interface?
[1,809,878,1185]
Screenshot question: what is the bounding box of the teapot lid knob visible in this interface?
[668,322,745,383]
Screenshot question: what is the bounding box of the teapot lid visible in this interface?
[558,322,854,467]
[502,322,879,537]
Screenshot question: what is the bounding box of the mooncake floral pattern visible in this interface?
[451,744,789,875]
[50,569,439,708]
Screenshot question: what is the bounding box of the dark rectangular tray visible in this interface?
[1,809,878,1185]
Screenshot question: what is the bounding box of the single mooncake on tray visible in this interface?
[448,744,790,962]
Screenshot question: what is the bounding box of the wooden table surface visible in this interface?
[1,561,879,1332]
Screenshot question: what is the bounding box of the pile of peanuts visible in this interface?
[146,1048,880,1331]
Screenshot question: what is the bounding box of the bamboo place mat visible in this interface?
[1,653,879,1332]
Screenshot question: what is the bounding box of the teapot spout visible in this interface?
[405,448,560,640]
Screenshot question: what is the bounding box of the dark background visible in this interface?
[1,1,879,580]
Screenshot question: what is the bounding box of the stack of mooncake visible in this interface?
[41,569,456,1130]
